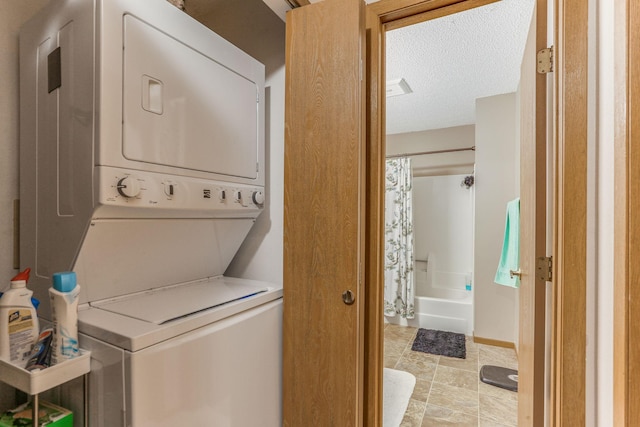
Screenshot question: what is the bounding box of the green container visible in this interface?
[0,400,72,427]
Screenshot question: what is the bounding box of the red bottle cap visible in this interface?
[11,268,31,282]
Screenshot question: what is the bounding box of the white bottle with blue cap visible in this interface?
[49,271,80,364]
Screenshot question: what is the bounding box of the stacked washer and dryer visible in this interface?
[19,0,282,425]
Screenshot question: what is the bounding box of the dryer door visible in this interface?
[122,14,260,180]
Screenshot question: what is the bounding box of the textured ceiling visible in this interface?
[385,0,535,134]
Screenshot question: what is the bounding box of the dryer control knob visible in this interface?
[117,176,141,198]
[252,191,265,206]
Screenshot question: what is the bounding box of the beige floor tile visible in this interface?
[386,341,410,358]
[410,377,432,402]
[478,418,512,427]
[395,357,438,382]
[438,351,480,373]
[433,365,479,391]
[478,393,518,426]
[400,399,427,427]
[385,354,400,369]
[385,324,418,341]
[465,336,481,353]
[478,345,518,370]
[402,347,441,365]
[421,404,479,427]
[427,382,478,416]
[478,380,518,402]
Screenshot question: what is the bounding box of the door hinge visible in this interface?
[536,256,552,282]
[537,46,554,74]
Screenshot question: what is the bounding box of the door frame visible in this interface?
[552,0,588,424]
[613,0,638,424]
[363,0,588,425]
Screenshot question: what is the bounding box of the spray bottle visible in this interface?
[49,271,80,364]
[0,268,40,367]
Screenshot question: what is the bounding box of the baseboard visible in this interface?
[473,335,516,350]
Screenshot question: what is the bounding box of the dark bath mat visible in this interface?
[411,328,466,359]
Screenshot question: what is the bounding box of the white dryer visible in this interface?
[19,0,281,425]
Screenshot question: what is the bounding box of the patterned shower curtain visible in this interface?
[384,157,415,319]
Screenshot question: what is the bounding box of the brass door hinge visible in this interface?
[536,256,552,282]
[537,46,554,74]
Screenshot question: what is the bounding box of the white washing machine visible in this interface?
[79,276,282,426]
[19,0,281,425]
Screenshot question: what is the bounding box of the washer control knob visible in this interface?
[252,191,265,206]
[117,176,141,198]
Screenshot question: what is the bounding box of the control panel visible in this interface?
[96,166,265,217]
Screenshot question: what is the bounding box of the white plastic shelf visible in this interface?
[0,350,90,395]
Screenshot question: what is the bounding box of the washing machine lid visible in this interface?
[78,276,283,352]
[91,278,268,324]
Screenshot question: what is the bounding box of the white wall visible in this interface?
[473,92,519,343]
[594,0,614,424]
[0,0,50,409]
[386,125,475,177]
[412,175,474,295]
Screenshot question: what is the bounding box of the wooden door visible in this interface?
[518,0,547,425]
[283,0,366,425]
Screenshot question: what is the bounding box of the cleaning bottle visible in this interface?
[49,271,80,364]
[0,268,40,367]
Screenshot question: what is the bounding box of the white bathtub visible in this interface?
[386,286,473,336]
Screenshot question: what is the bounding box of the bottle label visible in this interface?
[8,309,36,362]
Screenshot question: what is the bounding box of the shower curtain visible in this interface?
[384,157,415,319]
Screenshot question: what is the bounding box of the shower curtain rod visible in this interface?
[386,146,476,159]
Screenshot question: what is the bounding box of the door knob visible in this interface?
[510,269,522,279]
[342,290,355,305]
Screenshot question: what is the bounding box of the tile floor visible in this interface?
[384,323,519,427]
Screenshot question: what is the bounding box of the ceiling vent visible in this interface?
[386,78,412,97]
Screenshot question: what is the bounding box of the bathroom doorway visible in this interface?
[381,1,533,424]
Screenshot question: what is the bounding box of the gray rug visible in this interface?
[411,328,466,359]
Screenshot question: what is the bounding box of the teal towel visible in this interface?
[494,198,520,288]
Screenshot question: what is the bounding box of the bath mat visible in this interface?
[383,368,416,427]
[411,328,466,359]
